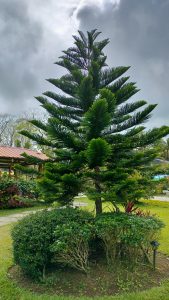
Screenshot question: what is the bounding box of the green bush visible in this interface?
[12,208,93,279]
[12,208,164,280]
[17,179,40,199]
[51,221,94,272]
[0,177,40,208]
[95,212,164,265]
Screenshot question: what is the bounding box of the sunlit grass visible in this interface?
[138,200,169,254]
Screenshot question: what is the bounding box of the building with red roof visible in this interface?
[0,146,48,176]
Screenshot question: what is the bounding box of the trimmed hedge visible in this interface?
[95,212,164,265]
[12,209,164,279]
[12,208,93,279]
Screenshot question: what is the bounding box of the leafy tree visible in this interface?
[13,114,49,151]
[0,114,18,146]
[21,29,169,214]
[0,112,47,149]
[165,139,169,160]
[154,138,169,161]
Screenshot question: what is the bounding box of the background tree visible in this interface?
[21,30,169,214]
[0,114,16,145]
[0,111,48,151]
[156,138,169,161]
[164,139,169,160]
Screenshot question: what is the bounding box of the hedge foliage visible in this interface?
[12,208,93,279]
[12,208,164,279]
[95,212,164,265]
[51,221,94,272]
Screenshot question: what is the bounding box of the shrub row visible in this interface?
[95,212,163,265]
[12,208,164,279]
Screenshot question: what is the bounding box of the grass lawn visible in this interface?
[1,199,169,299]
[138,200,169,255]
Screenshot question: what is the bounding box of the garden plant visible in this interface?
[12,206,163,280]
[20,29,169,214]
[0,175,40,208]
[10,29,169,297]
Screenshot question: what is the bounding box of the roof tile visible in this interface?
[0,146,48,161]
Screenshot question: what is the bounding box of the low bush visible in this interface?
[12,208,164,280]
[51,221,94,272]
[95,212,164,265]
[12,207,93,279]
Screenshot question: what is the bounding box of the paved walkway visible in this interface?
[0,210,38,227]
[151,196,169,202]
[0,202,87,227]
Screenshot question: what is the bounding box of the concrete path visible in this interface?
[150,196,169,202]
[0,202,87,227]
[0,210,38,227]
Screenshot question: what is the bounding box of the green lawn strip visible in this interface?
[138,200,169,255]
[0,225,22,300]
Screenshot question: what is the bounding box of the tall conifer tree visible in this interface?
[21,30,169,214]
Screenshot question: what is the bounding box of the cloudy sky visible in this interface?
[0,0,169,128]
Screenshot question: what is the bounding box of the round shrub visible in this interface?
[95,212,164,265]
[12,207,93,279]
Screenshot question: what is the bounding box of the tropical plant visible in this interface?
[20,29,169,214]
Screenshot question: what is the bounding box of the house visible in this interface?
[0,146,48,177]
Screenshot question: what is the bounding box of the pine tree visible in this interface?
[21,29,169,214]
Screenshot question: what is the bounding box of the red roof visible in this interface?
[0,146,48,161]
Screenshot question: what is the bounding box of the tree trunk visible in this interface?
[94,166,102,215]
[95,197,102,215]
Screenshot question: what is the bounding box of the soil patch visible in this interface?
[8,252,169,297]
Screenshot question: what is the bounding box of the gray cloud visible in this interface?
[0,0,169,130]
[0,0,77,113]
[74,0,169,128]
[0,0,42,112]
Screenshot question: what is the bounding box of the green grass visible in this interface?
[138,200,169,255]
[1,199,169,299]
